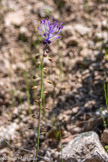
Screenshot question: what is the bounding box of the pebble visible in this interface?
[101,129,108,144]
[39,5,54,17]
[66,36,78,47]
[5,10,24,26]
[62,25,75,37]
[74,24,91,36]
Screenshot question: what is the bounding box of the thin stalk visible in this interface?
[104,83,108,124]
[100,107,107,129]
[57,40,62,81]
[24,71,32,114]
[36,46,46,161]
[23,50,32,114]
[59,125,63,162]
[42,93,46,117]
[104,83,108,109]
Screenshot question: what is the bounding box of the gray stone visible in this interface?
[39,5,54,17]
[0,123,19,149]
[58,131,108,162]
[62,25,75,37]
[94,32,103,42]
[74,24,90,36]
[66,36,78,47]
[102,20,107,30]
[5,10,24,26]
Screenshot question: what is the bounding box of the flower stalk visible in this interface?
[35,17,63,161]
[36,45,47,161]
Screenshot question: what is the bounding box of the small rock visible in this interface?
[62,25,75,37]
[52,151,59,160]
[102,20,107,30]
[84,100,96,109]
[58,131,108,162]
[20,26,28,34]
[0,123,19,149]
[45,150,51,158]
[0,58,10,76]
[15,62,26,71]
[94,32,103,42]
[66,124,81,134]
[66,36,78,47]
[44,57,51,65]
[82,69,90,76]
[5,11,24,26]
[101,129,108,144]
[0,123,19,139]
[39,5,54,17]
[74,24,90,36]
[19,26,31,41]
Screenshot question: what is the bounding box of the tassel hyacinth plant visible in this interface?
[35,17,63,161]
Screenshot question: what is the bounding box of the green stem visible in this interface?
[24,71,32,114]
[100,107,107,129]
[59,125,63,162]
[35,46,46,161]
[104,83,108,124]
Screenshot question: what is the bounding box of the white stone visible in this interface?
[74,24,90,36]
[58,131,108,162]
[62,25,75,37]
[5,10,24,26]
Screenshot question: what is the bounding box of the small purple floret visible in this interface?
[38,17,63,44]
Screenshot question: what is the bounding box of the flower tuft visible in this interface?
[38,17,63,44]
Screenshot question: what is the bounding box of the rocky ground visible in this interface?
[0,0,108,161]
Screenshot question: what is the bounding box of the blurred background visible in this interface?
[0,0,108,161]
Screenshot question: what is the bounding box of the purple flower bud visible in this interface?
[38,17,63,44]
[43,53,47,57]
[48,40,51,44]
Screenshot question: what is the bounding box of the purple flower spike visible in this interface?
[38,17,63,44]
